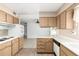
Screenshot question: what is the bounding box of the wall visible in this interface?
[8,24,24,37]
[20,21,27,38]
[0,29,8,36]
[24,38,37,48]
[0,26,9,36]
[27,22,50,38]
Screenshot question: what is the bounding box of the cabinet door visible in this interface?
[0,41,11,56]
[37,38,45,53]
[0,46,11,56]
[12,38,19,55]
[49,17,56,27]
[13,17,19,24]
[39,17,49,27]
[60,11,66,29]
[37,38,53,53]
[60,50,66,56]
[0,10,6,22]
[57,15,60,29]
[60,44,77,56]
[66,9,74,29]
[18,37,24,50]
[7,14,13,24]
[45,39,53,52]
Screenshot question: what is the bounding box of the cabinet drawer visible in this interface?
[60,45,77,56]
[0,41,11,50]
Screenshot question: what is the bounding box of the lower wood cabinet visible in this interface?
[11,38,19,55]
[0,37,24,56]
[0,41,11,56]
[18,37,24,50]
[60,44,77,56]
[37,38,53,53]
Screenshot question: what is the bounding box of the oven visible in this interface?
[53,39,60,56]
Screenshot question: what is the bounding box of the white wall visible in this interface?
[27,22,50,38]
[8,24,24,37]
[24,38,37,48]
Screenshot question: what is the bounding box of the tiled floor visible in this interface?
[16,48,54,56]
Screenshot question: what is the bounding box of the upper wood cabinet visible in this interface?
[13,17,19,24]
[49,17,56,27]
[7,14,14,24]
[56,15,60,29]
[60,11,66,29]
[66,9,74,29]
[0,10,19,24]
[58,9,74,29]
[0,10,7,22]
[39,17,49,27]
[39,17,56,27]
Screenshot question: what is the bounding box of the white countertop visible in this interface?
[0,35,79,55]
[34,35,79,55]
[52,35,79,55]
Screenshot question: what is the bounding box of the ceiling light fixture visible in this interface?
[36,19,40,23]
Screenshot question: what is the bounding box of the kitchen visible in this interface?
[0,3,79,56]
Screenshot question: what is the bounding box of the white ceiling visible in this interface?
[2,3,64,23]
[3,3,64,15]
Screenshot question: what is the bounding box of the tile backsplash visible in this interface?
[0,29,8,36]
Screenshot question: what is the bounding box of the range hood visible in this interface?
[0,22,15,28]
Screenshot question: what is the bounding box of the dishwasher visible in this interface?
[53,39,60,56]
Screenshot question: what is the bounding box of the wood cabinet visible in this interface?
[57,9,74,29]
[0,41,11,56]
[49,17,56,27]
[7,14,14,24]
[60,11,66,29]
[39,17,49,27]
[0,37,24,56]
[0,10,7,22]
[60,44,77,56]
[39,17,56,27]
[66,9,74,29]
[0,10,19,24]
[13,17,19,24]
[11,38,19,55]
[37,38,53,53]
[56,15,60,29]
[18,37,24,50]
